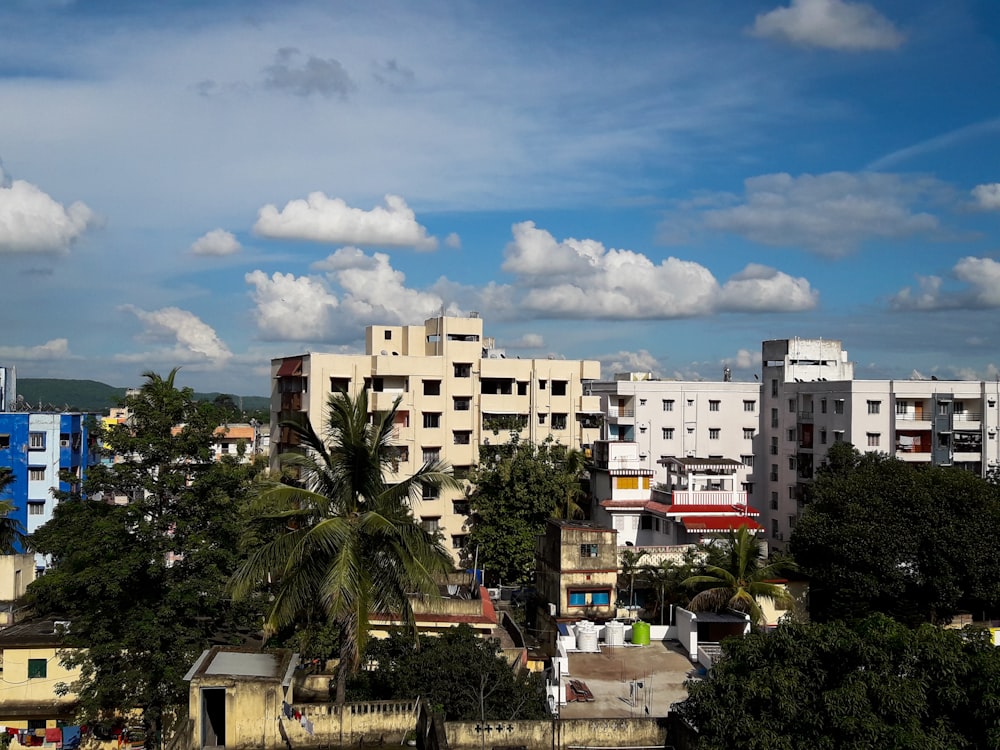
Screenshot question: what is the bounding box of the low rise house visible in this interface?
[0,619,80,731]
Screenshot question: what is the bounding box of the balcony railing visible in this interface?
[619,544,699,567]
[660,490,749,506]
[954,412,983,422]
[607,407,635,418]
[798,411,814,422]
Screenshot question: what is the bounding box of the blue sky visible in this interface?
[1,0,999,395]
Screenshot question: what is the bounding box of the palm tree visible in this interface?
[0,468,28,553]
[552,447,587,520]
[618,548,648,611]
[230,390,459,703]
[642,556,695,625]
[682,527,796,626]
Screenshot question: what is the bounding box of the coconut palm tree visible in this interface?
[552,447,587,520]
[683,527,796,626]
[0,468,28,554]
[618,548,649,611]
[642,555,696,625]
[230,390,459,703]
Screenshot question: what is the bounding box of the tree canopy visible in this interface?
[466,437,586,585]
[675,614,1000,749]
[230,390,457,703]
[790,443,1000,625]
[349,625,549,721]
[27,369,263,730]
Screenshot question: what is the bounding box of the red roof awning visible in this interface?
[681,516,763,532]
[276,358,303,377]
[661,503,761,517]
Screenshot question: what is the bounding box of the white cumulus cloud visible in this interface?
[503,222,817,318]
[891,257,1000,310]
[191,228,241,256]
[0,164,95,254]
[750,0,904,51]
[245,270,340,341]
[504,333,545,349]
[0,338,73,360]
[971,183,1000,211]
[254,193,438,250]
[598,350,663,379]
[120,305,232,365]
[701,172,940,256]
[722,348,763,370]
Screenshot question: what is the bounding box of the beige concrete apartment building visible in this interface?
[270,314,602,562]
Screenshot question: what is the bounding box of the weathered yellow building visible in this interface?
[0,619,80,729]
[536,519,618,621]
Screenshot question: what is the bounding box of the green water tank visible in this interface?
[631,620,651,645]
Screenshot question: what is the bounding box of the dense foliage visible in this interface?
[676,614,1000,749]
[0,468,28,553]
[349,625,549,721]
[466,437,585,585]
[27,370,263,730]
[230,390,457,702]
[790,443,1000,624]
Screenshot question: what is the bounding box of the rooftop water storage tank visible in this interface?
[631,620,651,646]
[576,621,599,652]
[605,620,625,647]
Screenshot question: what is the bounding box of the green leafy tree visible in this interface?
[27,369,262,732]
[351,625,549,721]
[467,437,583,586]
[791,443,1000,625]
[551,448,588,520]
[642,550,698,625]
[675,614,1000,749]
[618,548,648,610]
[0,468,28,553]
[230,390,457,704]
[683,527,795,625]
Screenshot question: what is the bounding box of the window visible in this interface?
[770,464,778,481]
[616,476,639,490]
[743,428,755,440]
[29,433,45,450]
[370,377,384,392]
[568,590,611,607]
[834,399,844,415]
[787,428,797,442]
[421,517,440,533]
[538,413,547,425]
[789,515,797,530]
[709,400,720,412]
[709,428,720,440]
[422,412,441,429]
[451,535,468,550]
[743,400,756,412]
[897,400,907,414]
[580,544,598,558]
[538,379,547,390]
[28,502,45,516]
[453,430,471,445]
[454,363,471,378]
[517,381,528,396]
[640,516,653,530]
[741,454,754,468]
[27,659,47,679]
[453,397,470,411]
[770,491,778,510]
[552,413,568,430]
[663,428,674,440]
[788,398,796,413]
[552,381,568,396]
[867,400,881,414]
[742,482,754,494]
[867,432,880,447]
[423,379,441,396]
[687,427,694,434]
[384,330,392,340]
[422,447,440,463]
[821,399,827,414]
[771,519,779,537]
[0,434,9,449]
[687,399,694,406]
[938,402,950,416]
[771,379,778,397]
[771,408,779,428]
[770,437,778,455]
[60,433,70,447]
[638,398,646,406]
[29,467,45,481]
[788,456,796,470]
[820,429,827,445]
[662,400,674,412]
[452,500,470,515]
[834,431,844,443]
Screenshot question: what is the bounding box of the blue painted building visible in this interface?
[0,412,98,570]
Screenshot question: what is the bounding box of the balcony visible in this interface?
[607,406,635,420]
[655,487,749,506]
[369,390,406,411]
[577,395,602,414]
[798,411,814,422]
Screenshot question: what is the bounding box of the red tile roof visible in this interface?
[681,516,763,532]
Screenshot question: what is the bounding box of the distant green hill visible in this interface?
[16,379,270,416]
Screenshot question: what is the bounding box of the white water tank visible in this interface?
[604,620,625,647]
[576,621,599,652]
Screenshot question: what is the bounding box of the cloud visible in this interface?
[972,183,1000,211]
[254,193,438,250]
[191,228,241,256]
[121,305,232,364]
[0,163,95,254]
[891,257,1000,311]
[598,350,663,379]
[330,251,452,324]
[372,58,415,90]
[701,172,941,256]
[245,270,340,341]
[503,333,545,350]
[0,339,73,360]
[749,0,904,51]
[502,222,817,318]
[445,232,461,249]
[263,47,355,99]
[722,348,763,370]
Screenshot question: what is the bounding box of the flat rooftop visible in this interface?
[559,640,693,718]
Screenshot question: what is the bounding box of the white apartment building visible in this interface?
[269,314,602,562]
[759,338,1000,551]
[588,374,761,493]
